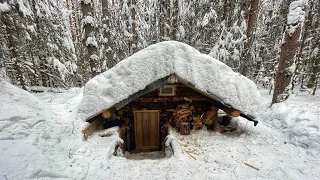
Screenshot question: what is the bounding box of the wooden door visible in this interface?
[134,110,160,150]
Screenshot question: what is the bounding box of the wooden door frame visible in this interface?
[134,110,160,150]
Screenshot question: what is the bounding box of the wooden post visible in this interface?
[180,122,190,135]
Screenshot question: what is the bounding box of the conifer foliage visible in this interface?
[0,0,319,98]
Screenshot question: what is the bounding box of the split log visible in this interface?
[214,120,221,132]
[178,104,189,109]
[231,111,240,117]
[177,109,191,114]
[223,108,240,117]
[178,103,189,107]
[183,97,192,102]
[193,116,202,130]
[171,102,193,127]
[202,108,218,126]
[178,111,192,117]
[178,114,189,120]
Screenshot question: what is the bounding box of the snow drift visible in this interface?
[78,41,260,120]
[0,80,48,141]
[259,93,320,156]
[0,80,46,123]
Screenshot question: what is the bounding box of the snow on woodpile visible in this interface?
[78,41,260,120]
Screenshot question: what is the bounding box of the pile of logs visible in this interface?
[169,99,236,134]
[170,102,194,128]
[201,106,221,132]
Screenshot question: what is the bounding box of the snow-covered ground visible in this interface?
[1,81,320,180]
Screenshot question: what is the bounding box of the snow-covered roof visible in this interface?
[78,41,260,121]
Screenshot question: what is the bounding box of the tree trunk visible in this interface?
[306,1,320,91]
[102,0,115,69]
[81,0,98,78]
[165,0,171,39]
[172,0,178,40]
[66,0,76,41]
[307,56,320,89]
[239,0,259,76]
[222,0,228,21]
[312,76,318,95]
[159,0,166,41]
[131,0,137,53]
[292,0,314,90]
[272,21,302,104]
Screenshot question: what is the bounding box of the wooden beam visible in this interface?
[132,96,211,103]
[83,107,117,140]
[86,107,117,122]
[82,118,105,140]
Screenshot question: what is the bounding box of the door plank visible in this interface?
[134,110,160,150]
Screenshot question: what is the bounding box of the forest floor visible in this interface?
[0,81,320,180]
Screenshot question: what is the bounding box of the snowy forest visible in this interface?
[1,1,320,179]
[0,0,319,100]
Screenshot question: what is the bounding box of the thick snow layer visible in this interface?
[16,0,32,17]
[82,15,94,25]
[47,57,69,81]
[287,1,306,35]
[86,36,98,47]
[0,2,11,12]
[165,126,186,158]
[287,1,305,25]
[78,41,260,120]
[0,80,46,124]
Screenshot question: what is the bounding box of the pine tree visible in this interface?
[101,0,115,70]
[239,0,259,77]
[272,0,306,104]
[1,2,27,90]
[81,0,99,78]
[172,0,179,40]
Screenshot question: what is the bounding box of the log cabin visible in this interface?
[78,41,260,152]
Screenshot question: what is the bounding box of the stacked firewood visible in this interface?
[169,100,235,133]
[192,116,202,130]
[171,103,194,128]
[202,106,221,132]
